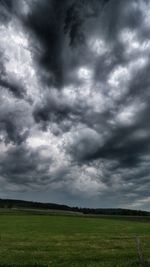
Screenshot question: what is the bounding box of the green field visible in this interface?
[0,212,149,267]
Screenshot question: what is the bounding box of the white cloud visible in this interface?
[88,37,109,56]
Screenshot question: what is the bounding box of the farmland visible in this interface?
[0,211,149,266]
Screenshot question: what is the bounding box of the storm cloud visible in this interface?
[0,0,150,210]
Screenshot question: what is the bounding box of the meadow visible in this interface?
[0,212,149,267]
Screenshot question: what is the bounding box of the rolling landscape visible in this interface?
[0,199,149,266]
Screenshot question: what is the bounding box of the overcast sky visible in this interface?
[0,0,150,210]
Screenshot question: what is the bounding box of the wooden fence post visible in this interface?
[134,236,145,267]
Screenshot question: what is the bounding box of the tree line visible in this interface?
[0,199,149,216]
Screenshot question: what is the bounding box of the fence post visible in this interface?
[134,236,145,267]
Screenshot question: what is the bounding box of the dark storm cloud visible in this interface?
[0,144,52,187]
[0,78,26,99]
[23,0,69,87]
[0,99,32,145]
[33,93,72,125]
[0,0,13,23]
[74,123,150,166]
[0,0,150,209]
[23,0,111,88]
[64,0,110,47]
[0,118,28,145]
[33,88,89,131]
[0,0,21,23]
[0,57,31,144]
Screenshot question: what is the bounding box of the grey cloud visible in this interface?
[0,66,27,99]
[69,128,103,161]
[0,97,32,144]
[23,0,69,88]
[64,0,110,47]
[0,144,52,188]
[0,49,28,100]
[23,0,111,88]
[0,0,13,23]
[0,0,150,210]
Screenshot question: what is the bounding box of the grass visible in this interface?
[0,211,149,266]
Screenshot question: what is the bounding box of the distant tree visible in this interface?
[7,203,13,209]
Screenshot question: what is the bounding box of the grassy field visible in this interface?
[0,212,149,267]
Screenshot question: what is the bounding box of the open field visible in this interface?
[0,211,149,267]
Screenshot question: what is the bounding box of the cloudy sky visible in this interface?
[0,0,150,210]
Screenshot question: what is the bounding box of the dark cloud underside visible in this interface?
[0,0,150,210]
